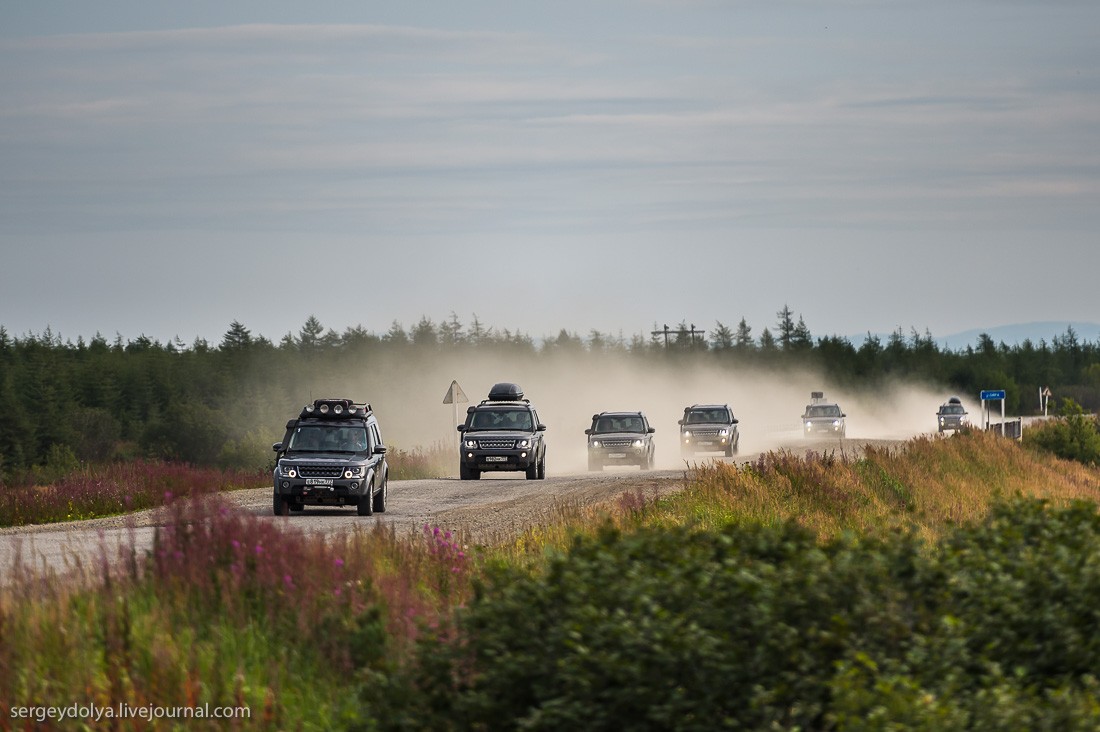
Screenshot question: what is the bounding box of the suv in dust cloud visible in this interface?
[586,411,656,471]
[937,396,968,432]
[802,391,846,438]
[679,404,739,457]
[457,382,547,480]
[272,397,389,517]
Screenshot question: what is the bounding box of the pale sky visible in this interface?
[1,1,1098,346]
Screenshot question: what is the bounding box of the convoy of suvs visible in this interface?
[271,385,968,515]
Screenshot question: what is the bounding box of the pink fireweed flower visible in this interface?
[255,544,264,555]
[334,557,344,568]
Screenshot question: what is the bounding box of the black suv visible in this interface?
[679,404,739,457]
[457,383,547,480]
[937,396,968,433]
[272,398,389,516]
[586,411,656,471]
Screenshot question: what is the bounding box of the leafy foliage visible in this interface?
[377,499,1100,731]
[1024,398,1100,465]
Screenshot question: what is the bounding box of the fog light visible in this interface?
[281,481,290,489]
[319,403,330,414]
[350,481,359,490]
[334,404,344,415]
[521,452,527,458]
[467,452,474,458]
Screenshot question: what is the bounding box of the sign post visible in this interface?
[1041,386,1052,417]
[980,389,1006,433]
[443,380,469,445]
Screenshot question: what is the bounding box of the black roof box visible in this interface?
[947,396,962,404]
[488,382,524,401]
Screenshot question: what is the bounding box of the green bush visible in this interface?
[1024,398,1100,465]
[371,499,1100,731]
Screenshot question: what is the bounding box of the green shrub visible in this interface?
[1024,398,1100,465]
[373,499,1100,731]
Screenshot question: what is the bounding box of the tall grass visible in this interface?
[0,496,475,729]
[0,460,266,528]
[650,430,1100,542]
[386,441,456,480]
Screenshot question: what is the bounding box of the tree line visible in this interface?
[1,307,1098,479]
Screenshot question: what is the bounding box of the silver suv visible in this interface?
[802,392,846,438]
[586,411,656,470]
[679,404,739,457]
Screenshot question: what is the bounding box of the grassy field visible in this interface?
[2,429,1099,729]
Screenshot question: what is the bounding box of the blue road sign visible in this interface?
[980,390,1006,401]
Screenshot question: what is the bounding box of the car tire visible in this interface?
[525,461,539,480]
[357,485,374,516]
[537,455,547,480]
[273,492,290,517]
[459,463,480,481]
[372,475,388,513]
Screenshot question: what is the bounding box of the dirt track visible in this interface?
[0,436,903,577]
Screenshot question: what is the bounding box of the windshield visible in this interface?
[941,405,965,415]
[806,405,842,418]
[594,415,644,433]
[287,424,368,453]
[685,409,729,424]
[468,408,534,431]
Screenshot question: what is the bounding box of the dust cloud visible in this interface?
[305,350,973,475]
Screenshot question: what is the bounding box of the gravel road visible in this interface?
[0,436,900,578]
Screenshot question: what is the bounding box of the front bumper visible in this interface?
[804,421,844,435]
[589,445,649,463]
[461,449,538,472]
[680,432,734,453]
[274,476,365,505]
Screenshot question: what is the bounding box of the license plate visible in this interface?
[305,478,333,485]
[696,441,714,446]
[608,453,627,458]
[484,456,508,462]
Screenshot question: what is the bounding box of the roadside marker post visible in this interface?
[443,380,469,447]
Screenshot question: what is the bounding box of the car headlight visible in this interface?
[633,439,644,447]
[833,420,841,426]
[682,430,691,437]
[718,428,728,435]
[281,465,297,478]
[805,422,812,428]
[464,440,477,448]
[592,440,601,447]
[518,439,530,448]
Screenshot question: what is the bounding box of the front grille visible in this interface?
[689,429,722,437]
[599,439,634,448]
[299,465,343,478]
[478,439,516,450]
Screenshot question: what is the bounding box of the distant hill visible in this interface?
[849,322,1100,350]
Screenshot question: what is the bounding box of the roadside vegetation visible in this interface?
[4,430,1100,729]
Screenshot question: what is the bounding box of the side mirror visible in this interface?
[374,445,388,455]
[537,424,547,431]
[647,427,656,433]
[457,425,467,432]
[584,428,593,435]
[841,414,847,418]
[677,419,684,426]
[731,419,739,425]
[272,442,283,452]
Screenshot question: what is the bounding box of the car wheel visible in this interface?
[357,484,374,516]
[459,463,480,480]
[372,475,388,513]
[525,461,538,480]
[537,454,547,480]
[273,493,290,517]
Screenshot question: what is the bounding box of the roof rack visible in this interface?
[299,398,372,420]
